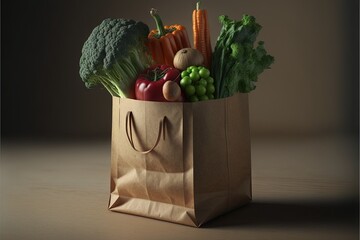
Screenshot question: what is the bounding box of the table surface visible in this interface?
[1,135,358,240]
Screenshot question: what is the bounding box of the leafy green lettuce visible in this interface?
[211,15,274,98]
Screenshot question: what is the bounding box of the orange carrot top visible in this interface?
[148,8,191,67]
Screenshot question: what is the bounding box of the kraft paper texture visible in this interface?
[109,93,251,227]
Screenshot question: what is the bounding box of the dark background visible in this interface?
[1,1,359,239]
[1,0,359,141]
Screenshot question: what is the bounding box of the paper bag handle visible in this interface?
[125,111,167,154]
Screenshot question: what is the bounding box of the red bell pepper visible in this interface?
[135,64,181,102]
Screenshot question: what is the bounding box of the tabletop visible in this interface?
[1,134,358,240]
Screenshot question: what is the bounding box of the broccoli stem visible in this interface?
[99,48,151,97]
[106,65,132,98]
[102,82,117,96]
[97,76,118,96]
[150,8,166,37]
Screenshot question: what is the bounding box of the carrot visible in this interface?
[197,9,208,66]
[192,9,199,50]
[192,2,212,68]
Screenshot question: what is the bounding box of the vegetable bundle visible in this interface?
[79,3,274,102]
[211,15,274,98]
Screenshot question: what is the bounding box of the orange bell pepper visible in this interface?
[148,9,191,67]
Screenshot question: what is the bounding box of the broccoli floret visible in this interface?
[79,18,153,97]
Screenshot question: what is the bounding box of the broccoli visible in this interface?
[79,18,153,98]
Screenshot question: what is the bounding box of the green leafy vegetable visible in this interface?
[79,18,153,97]
[211,15,274,98]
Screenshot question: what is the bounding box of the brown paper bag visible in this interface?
[108,93,252,227]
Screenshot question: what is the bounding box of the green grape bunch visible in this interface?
[179,66,216,102]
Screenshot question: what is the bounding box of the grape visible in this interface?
[207,94,215,99]
[206,77,214,84]
[195,85,206,96]
[199,79,207,86]
[191,69,199,75]
[199,95,209,101]
[189,72,200,81]
[189,66,197,70]
[185,85,195,96]
[180,66,216,102]
[199,68,210,78]
[206,84,215,94]
[190,95,199,102]
[181,71,189,78]
[180,76,192,87]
